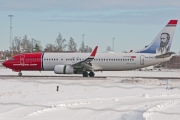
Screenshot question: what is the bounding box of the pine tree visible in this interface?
[34,44,41,52]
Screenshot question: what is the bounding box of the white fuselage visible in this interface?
[42,53,171,71]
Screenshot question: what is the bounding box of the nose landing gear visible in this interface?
[18,71,22,76]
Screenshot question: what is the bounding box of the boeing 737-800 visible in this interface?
[2,20,178,77]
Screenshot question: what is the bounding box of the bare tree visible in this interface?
[106,46,112,51]
[79,41,85,52]
[31,38,42,52]
[21,35,32,53]
[44,44,56,52]
[11,37,20,55]
[84,46,92,52]
[13,36,21,53]
[55,33,67,51]
[122,50,128,53]
[67,37,77,52]
[79,38,92,53]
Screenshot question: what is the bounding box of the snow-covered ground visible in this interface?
[0,68,180,120]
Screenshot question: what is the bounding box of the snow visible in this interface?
[0,68,180,120]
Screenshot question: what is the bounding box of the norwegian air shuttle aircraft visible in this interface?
[2,20,178,77]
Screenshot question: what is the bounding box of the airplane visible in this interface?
[129,50,133,53]
[2,20,178,77]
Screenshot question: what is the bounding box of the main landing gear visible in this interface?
[83,71,95,77]
[18,71,22,76]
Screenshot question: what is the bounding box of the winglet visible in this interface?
[167,20,178,26]
[168,20,178,25]
[90,46,98,58]
[129,50,133,53]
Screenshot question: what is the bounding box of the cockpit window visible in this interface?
[9,57,14,61]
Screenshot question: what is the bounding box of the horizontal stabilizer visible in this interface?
[172,53,180,57]
[155,52,175,58]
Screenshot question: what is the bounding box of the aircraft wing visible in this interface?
[155,52,175,58]
[71,46,98,71]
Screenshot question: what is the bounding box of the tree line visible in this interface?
[161,55,180,69]
[11,33,92,55]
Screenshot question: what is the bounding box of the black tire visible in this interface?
[83,71,88,77]
[18,72,22,76]
[89,72,95,77]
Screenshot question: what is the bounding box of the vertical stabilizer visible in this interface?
[135,20,178,54]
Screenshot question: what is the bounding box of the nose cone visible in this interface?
[2,61,7,67]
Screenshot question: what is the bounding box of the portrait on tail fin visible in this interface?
[156,32,170,54]
[134,20,177,54]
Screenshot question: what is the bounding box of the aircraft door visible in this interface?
[140,55,145,65]
[72,57,75,63]
[20,55,25,65]
[76,57,80,63]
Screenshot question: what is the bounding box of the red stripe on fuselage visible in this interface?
[5,52,43,71]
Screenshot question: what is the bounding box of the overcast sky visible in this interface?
[0,0,180,52]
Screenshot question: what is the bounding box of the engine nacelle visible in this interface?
[54,65,74,74]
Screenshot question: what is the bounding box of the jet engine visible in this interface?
[54,65,74,74]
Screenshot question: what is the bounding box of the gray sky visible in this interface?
[0,0,180,52]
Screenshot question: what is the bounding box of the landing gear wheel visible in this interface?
[18,72,22,76]
[83,71,88,77]
[89,72,95,77]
